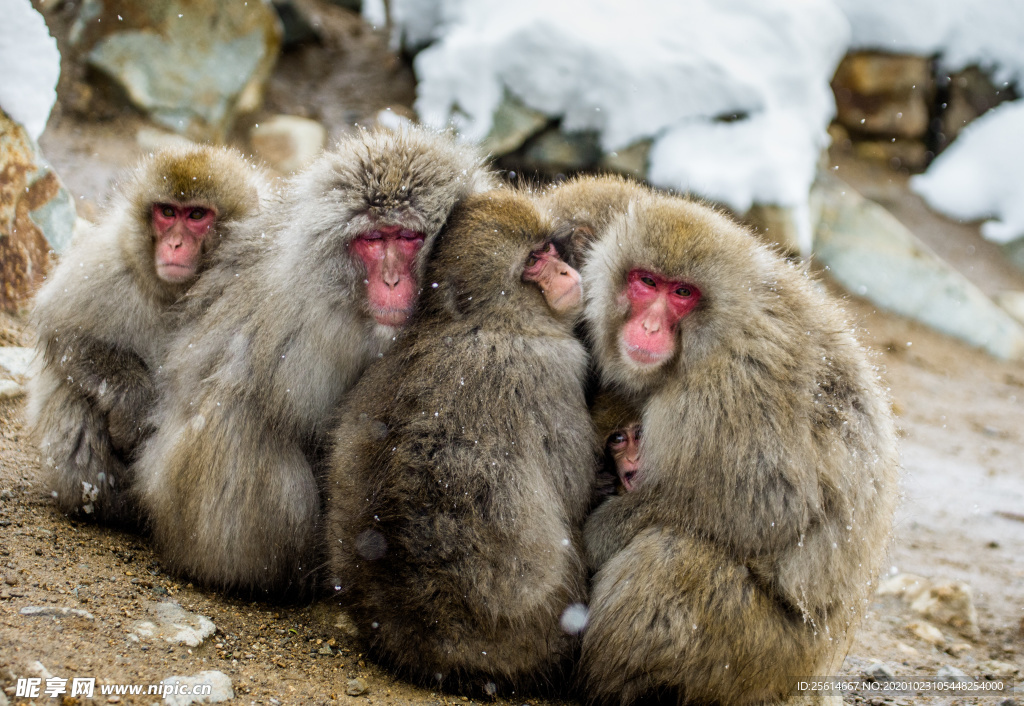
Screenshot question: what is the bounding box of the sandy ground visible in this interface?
[3,11,1024,706]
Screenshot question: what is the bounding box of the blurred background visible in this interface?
[0,1,1022,704]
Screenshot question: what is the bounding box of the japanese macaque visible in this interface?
[324,190,595,691]
[591,392,644,497]
[27,145,266,526]
[578,192,900,705]
[136,126,495,596]
[537,173,648,267]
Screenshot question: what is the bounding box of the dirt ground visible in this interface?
[3,9,1024,706]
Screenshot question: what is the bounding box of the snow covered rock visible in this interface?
[72,0,283,141]
[0,1,60,142]
[398,0,849,253]
[911,100,1024,247]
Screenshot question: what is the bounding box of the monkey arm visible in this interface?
[583,490,657,571]
[43,335,155,453]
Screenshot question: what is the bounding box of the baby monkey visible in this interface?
[592,392,644,497]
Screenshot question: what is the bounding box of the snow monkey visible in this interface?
[578,191,900,705]
[591,391,644,497]
[136,126,495,596]
[538,173,648,268]
[28,145,267,526]
[324,190,595,692]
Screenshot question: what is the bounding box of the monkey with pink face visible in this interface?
[136,127,495,596]
[542,178,899,706]
[29,145,267,526]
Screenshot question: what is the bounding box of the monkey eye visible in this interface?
[674,286,692,297]
[398,229,424,241]
[161,206,176,218]
[188,207,207,220]
[525,254,540,268]
[608,432,627,447]
[640,276,657,288]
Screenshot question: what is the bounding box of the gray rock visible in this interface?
[0,347,34,378]
[812,174,1024,361]
[346,678,367,696]
[1006,237,1024,276]
[161,671,233,705]
[597,140,651,180]
[481,92,548,158]
[744,203,802,254]
[20,605,95,620]
[77,0,283,141]
[522,129,602,173]
[909,581,980,639]
[994,291,1024,326]
[132,601,216,648]
[0,379,24,400]
[863,660,896,681]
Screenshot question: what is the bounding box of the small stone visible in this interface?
[907,620,945,646]
[0,380,24,400]
[317,645,333,656]
[863,660,896,680]
[936,665,974,683]
[3,574,16,586]
[946,642,972,657]
[910,581,980,639]
[346,678,367,696]
[896,642,919,657]
[161,670,233,705]
[131,601,216,647]
[20,605,95,620]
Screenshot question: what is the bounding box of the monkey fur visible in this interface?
[135,126,495,596]
[577,190,900,705]
[28,145,265,526]
[324,190,595,691]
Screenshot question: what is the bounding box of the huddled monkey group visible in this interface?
[28,126,899,705]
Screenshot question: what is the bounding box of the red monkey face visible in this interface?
[522,243,582,315]
[152,203,217,283]
[349,226,427,327]
[618,269,700,367]
[607,423,643,491]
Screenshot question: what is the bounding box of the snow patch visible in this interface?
[911,99,1024,244]
[0,1,61,140]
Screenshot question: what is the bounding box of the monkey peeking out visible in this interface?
[591,391,644,497]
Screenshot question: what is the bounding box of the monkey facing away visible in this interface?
[136,126,495,596]
[324,190,595,691]
[578,192,900,705]
[28,145,266,526]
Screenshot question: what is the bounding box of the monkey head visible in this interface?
[288,127,494,332]
[583,193,764,395]
[591,391,644,493]
[120,145,262,297]
[423,190,582,321]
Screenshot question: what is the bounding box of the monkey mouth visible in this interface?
[156,263,196,283]
[622,341,671,367]
[621,470,639,492]
[371,307,413,327]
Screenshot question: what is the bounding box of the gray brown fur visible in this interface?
[135,127,495,596]
[324,190,595,690]
[27,145,265,526]
[578,192,900,705]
